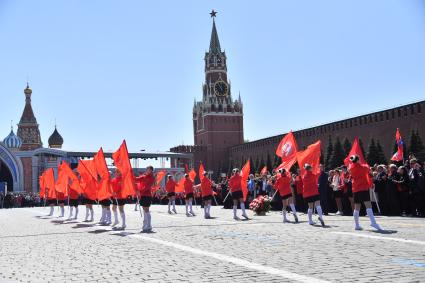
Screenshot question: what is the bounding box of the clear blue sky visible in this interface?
[1,0,425,153]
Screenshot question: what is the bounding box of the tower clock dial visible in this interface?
[214,80,228,97]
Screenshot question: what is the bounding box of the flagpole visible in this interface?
[222,191,231,204]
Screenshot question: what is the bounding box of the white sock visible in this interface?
[74,207,79,219]
[90,208,94,220]
[60,206,64,217]
[172,201,176,210]
[69,207,73,218]
[307,208,313,223]
[283,209,287,221]
[85,207,89,220]
[189,200,193,212]
[366,208,381,229]
[168,201,171,211]
[240,203,247,215]
[353,209,360,228]
[107,209,112,223]
[113,210,119,223]
[204,205,208,216]
[143,211,148,229]
[49,206,54,215]
[207,204,211,215]
[290,203,297,216]
[316,205,323,220]
[233,205,237,217]
[185,202,189,214]
[120,211,126,227]
[100,208,105,222]
[147,212,152,228]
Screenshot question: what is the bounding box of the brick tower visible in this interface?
[192,11,244,175]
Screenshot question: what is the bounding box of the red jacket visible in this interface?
[111,176,124,199]
[302,171,318,198]
[201,177,213,197]
[294,176,304,195]
[184,179,194,194]
[166,179,176,193]
[275,174,291,197]
[349,163,371,193]
[136,173,155,197]
[68,185,80,200]
[228,174,242,193]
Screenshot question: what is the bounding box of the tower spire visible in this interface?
[209,10,221,55]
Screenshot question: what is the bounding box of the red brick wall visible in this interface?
[230,101,425,168]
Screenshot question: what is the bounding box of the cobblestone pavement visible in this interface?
[0,205,424,283]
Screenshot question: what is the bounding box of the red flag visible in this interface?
[39,173,46,198]
[77,160,98,200]
[275,131,298,172]
[152,170,167,193]
[61,161,82,195]
[55,162,69,197]
[297,140,321,176]
[184,164,189,174]
[176,169,197,193]
[260,166,267,175]
[199,163,205,181]
[391,128,404,162]
[344,138,367,166]
[44,168,56,199]
[241,159,250,201]
[112,140,136,198]
[94,148,112,200]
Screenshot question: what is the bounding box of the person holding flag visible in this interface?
[111,170,127,230]
[297,141,325,227]
[228,168,248,220]
[165,175,177,214]
[183,173,195,217]
[274,168,298,223]
[348,155,382,231]
[135,166,155,232]
[391,128,404,163]
[198,171,215,219]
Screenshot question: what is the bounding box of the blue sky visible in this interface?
[1,0,424,153]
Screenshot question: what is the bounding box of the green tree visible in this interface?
[366,138,379,166]
[343,138,352,156]
[376,140,387,165]
[325,135,333,170]
[409,130,425,156]
[330,137,345,168]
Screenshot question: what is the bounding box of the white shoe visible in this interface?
[172,209,177,214]
[336,211,342,216]
[355,225,363,231]
[233,216,240,220]
[112,221,119,227]
[370,223,382,231]
[309,221,315,225]
[190,211,196,216]
[242,214,249,219]
[283,218,290,223]
[168,210,172,214]
[186,213,192,217]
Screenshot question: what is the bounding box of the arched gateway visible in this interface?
[0,142,24,192]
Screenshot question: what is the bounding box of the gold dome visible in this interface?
[24,83,32,95]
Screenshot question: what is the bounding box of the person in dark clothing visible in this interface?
[318,164,329,215]
[393,166,410,216]
[408,159,425,217]
[386,165,401,216]
[374,165,388,215]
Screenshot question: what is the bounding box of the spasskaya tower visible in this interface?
[192,10,244,175]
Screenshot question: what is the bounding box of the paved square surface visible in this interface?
[0,205,424,282]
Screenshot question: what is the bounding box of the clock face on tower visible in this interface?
[214,80,228,97]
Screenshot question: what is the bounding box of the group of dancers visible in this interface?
[44,154,382,232]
